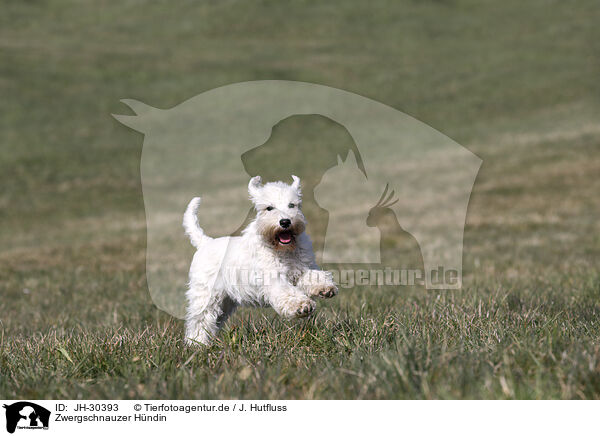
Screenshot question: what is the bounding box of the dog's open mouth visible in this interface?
[277,231,293,245]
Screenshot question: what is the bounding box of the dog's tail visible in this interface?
[183,197,207,249]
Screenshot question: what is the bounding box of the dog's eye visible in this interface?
[266,206,274,211]
[288,203,295,208]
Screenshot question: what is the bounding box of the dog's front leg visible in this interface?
[266,281,316,319]
[298,268,338,299]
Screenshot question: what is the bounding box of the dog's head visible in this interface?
[248,175,306,250]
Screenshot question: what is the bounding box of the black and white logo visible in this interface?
[3,402,50,434]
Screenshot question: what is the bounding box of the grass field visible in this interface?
[1,0,600,399]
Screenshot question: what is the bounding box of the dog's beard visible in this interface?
[256,219,305,250]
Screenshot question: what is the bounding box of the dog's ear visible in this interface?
[291,175,301,191]
[248,176,263,197]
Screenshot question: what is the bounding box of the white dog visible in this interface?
[183,175,338,345]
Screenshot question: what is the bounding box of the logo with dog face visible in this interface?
[113,81,481,318]
[3,402,50,433]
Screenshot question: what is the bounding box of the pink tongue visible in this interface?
[279,233,292,243]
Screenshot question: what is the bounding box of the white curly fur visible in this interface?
[183,175,338,345]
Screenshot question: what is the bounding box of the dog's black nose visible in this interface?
[279,219,291,228]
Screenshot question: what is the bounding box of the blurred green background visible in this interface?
[1,0,599,399]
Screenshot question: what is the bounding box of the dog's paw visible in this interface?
[294,299,316,318]
[310,284,338,299]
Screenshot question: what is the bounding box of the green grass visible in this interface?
[1,0,600,399]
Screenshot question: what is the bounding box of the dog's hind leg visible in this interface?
[216,296,237,332]
[185,289,237,346]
